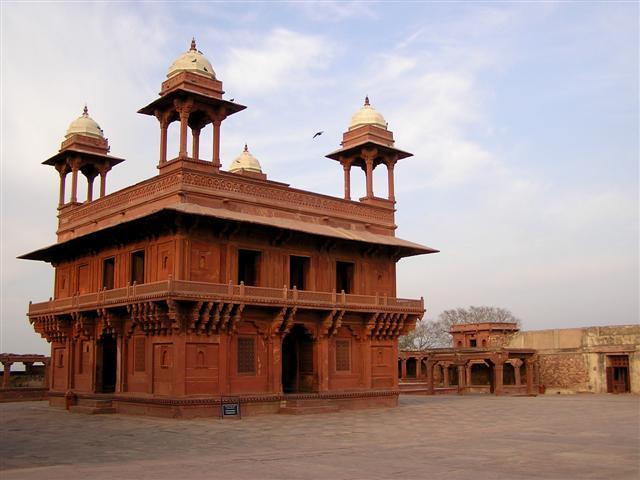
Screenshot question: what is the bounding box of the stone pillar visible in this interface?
[179,110,189,158]
[525,358,535,395]
[342,161,351,200]
[212,119,221,172]
[443,363,450,387]
[86,171,98,202]
[364,154,374,198]
[513,359,523,386]
[400,359,407,380]
[192,128,201,161]
[44,359,51,390]
[386,160,395,202]
[494,360,504,396]
[2,362,13,388]
[99,169,108,198]
[70,161,79,203]
[415,357,422,379]
[159,119,168,164]
[457,364,466,394]
[426,359,434,394]
[58,168,68,207]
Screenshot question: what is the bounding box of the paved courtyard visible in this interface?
[1,394,638,479]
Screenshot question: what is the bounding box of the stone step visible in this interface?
[279,398,340,415]
[279,405,339,415]
[76,399,113,408]
[69,405,116,415]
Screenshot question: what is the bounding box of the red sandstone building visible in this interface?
[21,40,437,416]
[399,323,539,396]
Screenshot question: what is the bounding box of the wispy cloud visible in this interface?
[221,28,334,95]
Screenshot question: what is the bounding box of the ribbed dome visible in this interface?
[65,105,104,139]
[229,144,263,174]
[348,96,387,130]
[167,38,216,79]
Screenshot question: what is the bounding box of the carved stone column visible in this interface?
[98,165,111,198]
[363,151,374,198]
[443,363,450,387]
[174,99,193,159]
[85,171,98,202]
[342,159,351,200]
[426,358,434,394]
[512,358,523,386]
[1,362,13,388]
[400,358,407,380]
[212,118,222,172]
[415,357,422,379]
[494,360,504,396]
[69,159,80,203]
[525,357,535,395]
[192,128,201,161]
[56,165,69,207]
[457,363,466,394]
[155,110,169,164]
[386,160,396,202]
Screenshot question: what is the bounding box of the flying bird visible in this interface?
[229,98,235,102]
[312,131,324,139]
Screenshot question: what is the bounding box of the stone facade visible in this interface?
[21,40,436,417]
[508,325,640,394]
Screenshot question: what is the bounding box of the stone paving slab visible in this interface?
[1,395,638,479]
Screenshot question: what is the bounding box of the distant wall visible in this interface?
[508,325,640,394]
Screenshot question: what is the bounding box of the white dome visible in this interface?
[167,38,216,79]
[65,105,104,139]
[348,96,387,130]
[229,144,263,174]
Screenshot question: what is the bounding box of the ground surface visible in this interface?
[1,394,638,479]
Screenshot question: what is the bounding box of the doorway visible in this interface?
[282,324,315,393]
[607,356,630,393]
[96,335,117,393]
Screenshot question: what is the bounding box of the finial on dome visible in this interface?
[364,96,370,106]
[244,143,248,152]
[83,104,89,116]
[190,37,197,51]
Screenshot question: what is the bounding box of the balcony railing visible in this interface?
[28,278,424,316]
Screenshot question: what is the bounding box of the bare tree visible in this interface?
[399,306,521,350]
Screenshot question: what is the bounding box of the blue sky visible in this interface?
[1,1,638,354]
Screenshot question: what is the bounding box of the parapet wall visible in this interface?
[508,325,640,394]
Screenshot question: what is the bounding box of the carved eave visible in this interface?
[326,141,413,165]
[42,149,125,169]
[137,89,246,118]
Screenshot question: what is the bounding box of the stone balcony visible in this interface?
[28,278,424,317]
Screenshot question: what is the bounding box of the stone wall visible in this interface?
[508,325,639,394]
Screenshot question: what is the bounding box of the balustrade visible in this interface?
[29,278,424,315]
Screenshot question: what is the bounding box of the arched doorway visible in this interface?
[282,325,315,393]
[96,334,117,393]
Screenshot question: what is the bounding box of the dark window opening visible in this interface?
[336,340,351,371]
[237,337,256,374]
[103,257,115,290]
[469,339,477,347]
[238,249,260,286]
[131,250,145,285]
[336,261,354,294]
[289,255,310,290]
[98,335,117,393]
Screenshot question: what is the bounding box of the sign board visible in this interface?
[220,396,241,419]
